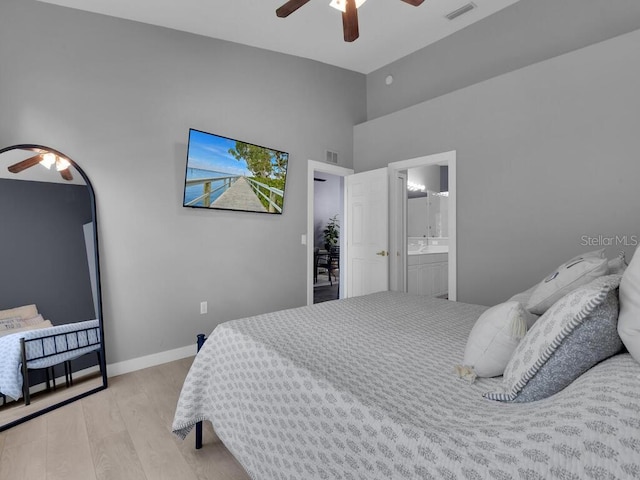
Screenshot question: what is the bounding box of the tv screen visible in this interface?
[183,128,289,214]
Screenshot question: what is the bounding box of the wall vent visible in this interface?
[325,150,338,164]
[445,2,476,21]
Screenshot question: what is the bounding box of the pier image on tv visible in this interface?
[183,129,289,214]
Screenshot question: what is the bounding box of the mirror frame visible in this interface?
[0,143,107,432]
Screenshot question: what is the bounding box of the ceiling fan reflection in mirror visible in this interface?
[7,148,73,181]
[276,0,424,42]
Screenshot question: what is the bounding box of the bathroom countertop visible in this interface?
[408,246,449,255]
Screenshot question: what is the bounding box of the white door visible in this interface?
[345,168,389,297]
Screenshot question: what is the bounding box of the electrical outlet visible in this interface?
[200,301,207,315]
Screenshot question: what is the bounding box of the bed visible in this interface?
[0,319,102,404]
[173,288,640,479]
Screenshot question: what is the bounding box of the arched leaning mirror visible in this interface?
[0,144,106,431]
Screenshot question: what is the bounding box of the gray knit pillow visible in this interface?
[484,275,623,403]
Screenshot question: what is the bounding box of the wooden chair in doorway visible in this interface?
[316,246,340,286]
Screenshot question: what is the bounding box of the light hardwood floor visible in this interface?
[0,357,251,480]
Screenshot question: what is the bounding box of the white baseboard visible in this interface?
[106,344,196,378]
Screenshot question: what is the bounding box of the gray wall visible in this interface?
[0,179,95,323]
[0,0,366,363]
[366,0,640,120]
[355,28,640,306]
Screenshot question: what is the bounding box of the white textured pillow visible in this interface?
[619,248,640,364]
[526,255,608,315]
[608,251,628,275]
[568,248,606,262]
[461,301,535,378]
[506,285,537,308]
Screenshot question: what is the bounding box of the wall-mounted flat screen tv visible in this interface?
[183,128,289,214]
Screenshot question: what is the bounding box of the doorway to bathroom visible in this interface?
[388,151,457,301]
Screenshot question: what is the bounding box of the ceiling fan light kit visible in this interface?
[7,149,74,181]
[329,0,367,13]
[40,152,57,169]
[55,157,71,172]
[276,0,424,42]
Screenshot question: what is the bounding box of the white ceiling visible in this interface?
[37,0,522,74]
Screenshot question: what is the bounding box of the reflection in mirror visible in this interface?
[0,145,106,432]
[407,164,449,238]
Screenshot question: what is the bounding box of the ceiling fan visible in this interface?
[7,149,74,181]
[276,0,425,42]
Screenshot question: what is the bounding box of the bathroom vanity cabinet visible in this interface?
[407,253,448,298]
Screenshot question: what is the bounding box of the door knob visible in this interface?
[376,250,388,257]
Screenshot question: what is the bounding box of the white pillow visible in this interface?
[506,285,537,308]
[461,301,535,378]
[608,251,628,275]
[568,248,606,262]
[526,255,608,315]
[619,248,640,364]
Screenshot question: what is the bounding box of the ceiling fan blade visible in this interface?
[342,0,359,42]
[400,0,425,5]
[59,168,73,181]
[276,0,311,17]
[7,154,44,174]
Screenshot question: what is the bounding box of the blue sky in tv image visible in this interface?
[186,130,252,177]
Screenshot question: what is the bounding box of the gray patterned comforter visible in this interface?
[172,291,640,479]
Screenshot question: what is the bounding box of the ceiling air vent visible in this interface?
[445,2,476,21]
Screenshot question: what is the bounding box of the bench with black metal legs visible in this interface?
[195,333,207,449]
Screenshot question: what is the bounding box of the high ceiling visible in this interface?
[36,0,522,74]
